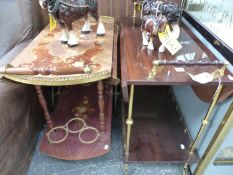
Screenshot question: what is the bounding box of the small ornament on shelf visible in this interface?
[39,0,105,48]
[141,14,168,51]
[140,0,182,53]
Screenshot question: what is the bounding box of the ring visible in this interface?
[47,126,68,144]
[66,117,86,134]
[79,126,100,144]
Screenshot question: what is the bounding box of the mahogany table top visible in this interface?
[120,18,233,87]
[2,16,115,86]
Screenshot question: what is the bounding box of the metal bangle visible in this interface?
[47,126,68,144]
[79,126,100,144]
[65,117,86,134]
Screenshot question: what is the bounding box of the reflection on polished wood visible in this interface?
[120,19,233,87]
[120,18,233,104]
[126,86,199,162]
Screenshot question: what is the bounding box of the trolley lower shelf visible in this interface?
[40,82,113,160]
[124,86,199,162]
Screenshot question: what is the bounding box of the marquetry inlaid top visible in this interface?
[2,16,115,86]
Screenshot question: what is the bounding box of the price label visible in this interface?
[49,15,57,32]
[158,25,182,55]
[175,67,185,72]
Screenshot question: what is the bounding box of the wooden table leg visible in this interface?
[125,85,134,159]
[97,81,105,132]
[34,85,53,130]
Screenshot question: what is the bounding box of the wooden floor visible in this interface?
[125,86,199,162]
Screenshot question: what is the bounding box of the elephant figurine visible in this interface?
[141,1,182,52]
[141,14,168,51]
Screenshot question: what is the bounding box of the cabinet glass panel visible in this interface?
[185,0,233,49]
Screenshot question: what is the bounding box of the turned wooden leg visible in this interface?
[97,81,105,132]
[34,85,53,130]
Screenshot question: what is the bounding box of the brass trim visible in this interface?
[79,126,101,144]
[47,126,69,144]
[3,70,111,86]
[183,63,228,173]
[214,159,233,165]
[1,16,115,86]
[133,2,138,18]
[183,84,224,171]
[99,16,115,23]
[65,117,87,134]
[194,101,233,175]
[190,84,223,153]
[47,117,101,144]
[184,80,224,172]
[125,85,135,157]
[149,61,159,78]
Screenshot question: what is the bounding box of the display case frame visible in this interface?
[182,0,233,169]
[182,1,233,64]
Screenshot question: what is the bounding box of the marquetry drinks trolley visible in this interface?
[0,16,118,160]
[120,18,233,174]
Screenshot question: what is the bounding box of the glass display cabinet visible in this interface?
[183,0,233,174]
[183,0,233,64]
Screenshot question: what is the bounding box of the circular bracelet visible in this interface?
[47,126,68,144]
[79,126,100,144]
[65,117,86,134]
